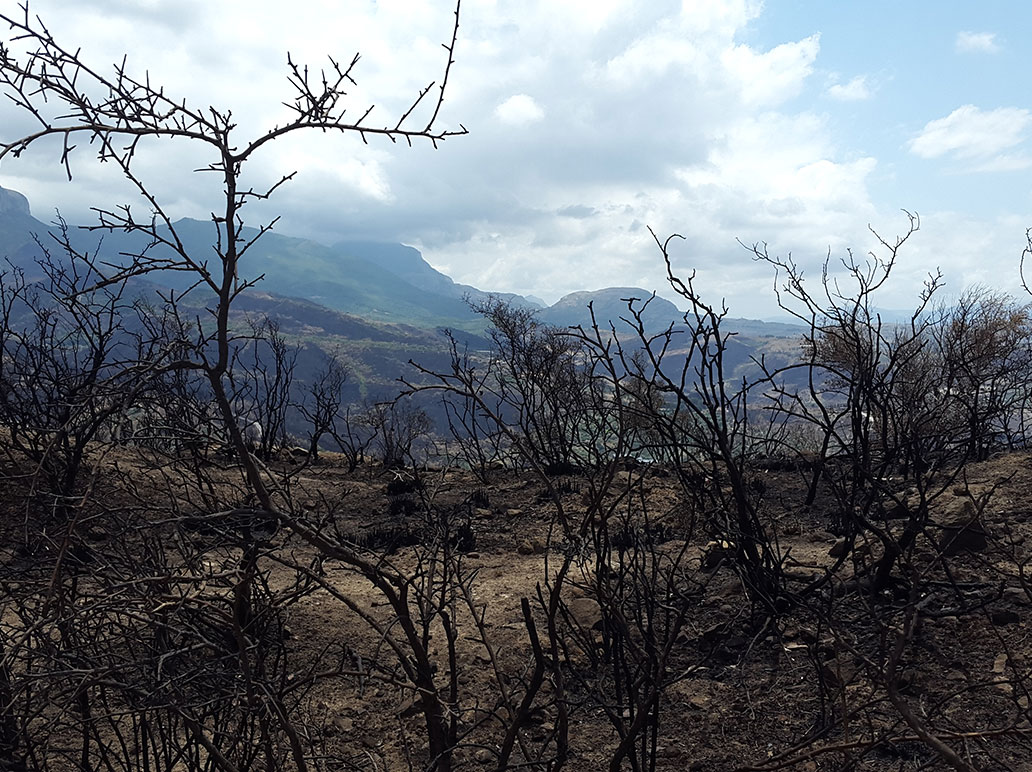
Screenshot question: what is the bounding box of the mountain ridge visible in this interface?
[0,186,804,340]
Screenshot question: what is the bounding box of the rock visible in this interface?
[700,622,731,644]
[397,696,423,718]
[506,508,523,517]
[937,498,987,555]
[701,540,734,571]
[820,660,857,688]
[474,748,494,764]
[781,521,802,536]
[517,537,547,555]
[991,609,1021,626]
[828,538,850,558]
[566,597,603,630]
[325,716,353,736]
[879,500,911,520]
[687,694,711,710]
[1005,586,1031,606]
[994,653,1012,693]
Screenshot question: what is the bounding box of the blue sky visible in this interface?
[1,1,1030,318]
[752,2,1031,216]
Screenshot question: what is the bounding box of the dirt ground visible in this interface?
[249,451,1032,770]
[4,447,1032,771]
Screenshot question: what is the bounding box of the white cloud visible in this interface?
[894,211,1029,306]
[956,31,999,54]
[908,105,1032,164]
[721,34,821,108]
[0,1,866,316]
[7,1,1023,320]
[494,94,545,125]
[827,75,872,102]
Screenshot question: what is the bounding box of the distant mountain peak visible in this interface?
[540,287,683,331]
[554,287,665,305]
[0,186,31,218]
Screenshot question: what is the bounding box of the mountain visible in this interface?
[335,240,531,310]
[540,287,682,331]
[0,187,807,395]
[0,186,822,434]
[0,186,30,218]
[538,287,806,340]
[0,205,502,330]
[0,187,808,344]
[65,218,494,329]
[0,186,50,265]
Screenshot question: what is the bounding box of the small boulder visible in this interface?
[566,597,603,631]
[517,537,547,555]
[828,538,850,558]
[325,716,354,736]
[991,609,1021,626]
[781,521,803,536]
[701,540,734,571]
[937,498,988,555]
[397,696,423,718]
[1004,586,1031,606]
[879,500,911,521]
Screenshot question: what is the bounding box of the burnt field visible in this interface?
[2,442,1031,772]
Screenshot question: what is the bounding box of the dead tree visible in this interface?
[232,316,299,460]
[0,0,465,505]
[0,4,467,770]
[294,347,351,463]
[747,214,977,591]
[0,240,167,525]
[617,231,784,612]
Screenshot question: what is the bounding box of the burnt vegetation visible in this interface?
[3,5,1032,772]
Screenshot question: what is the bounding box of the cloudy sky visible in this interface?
[1,1,1030,318]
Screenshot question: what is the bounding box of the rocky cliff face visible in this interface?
[0,186,31,217]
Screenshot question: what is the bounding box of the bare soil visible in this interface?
[4,447,1032,771]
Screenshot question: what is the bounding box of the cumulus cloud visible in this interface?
[5,1,1013,319]
[494,94,545,125]
[826,75,872,101]
[0,1,865,316]
[956,31,999,54]
[908,105,1032,164]
[721,34,821,108]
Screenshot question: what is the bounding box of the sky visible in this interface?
[1,0,1031,319]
